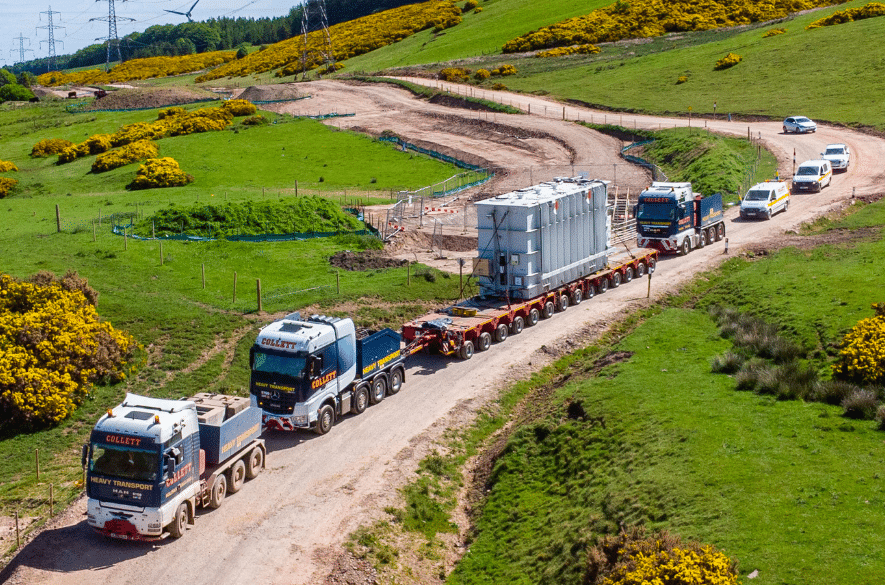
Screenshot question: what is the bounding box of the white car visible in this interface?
[783,116,817,134]
[821,143,850,171]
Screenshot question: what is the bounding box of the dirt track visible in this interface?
[5,80,885,585]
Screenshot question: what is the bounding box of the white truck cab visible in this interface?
[740,181,790,220]
[821,143,850,171]
[792,160,832,193]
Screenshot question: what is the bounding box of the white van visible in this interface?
[740,181,790,220]
[791,160,832,193]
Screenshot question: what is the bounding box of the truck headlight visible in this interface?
[293,415,308,425]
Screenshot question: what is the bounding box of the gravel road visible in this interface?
[4,80,883,585]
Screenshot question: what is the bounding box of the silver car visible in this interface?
[783,116,817,134]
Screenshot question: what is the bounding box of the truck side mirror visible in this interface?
[81,444,89,468]
[165,455,176,477]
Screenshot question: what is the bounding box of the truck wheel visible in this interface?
[169,503,188,538]
[716,224,725,241]
[624,267,634,282]
[209,475,227,509]
[528,308,540,326]
[246,447,263,479]
[636,262,646,277]
[598,278,609,293]
[543,301,555,319]
[511,316,525,335]
[585,284,595,299]
[228,460,246,493]
[680,238,691,256]
[388,368,404,395]
[571,288,583,305]
[478,331,492,351]
[558,295,569,311]
[696,231,705,248]
[315,404,335,435]
[648,257,657,273]
[370,377,387,404]
[611,271,622,288]
[494,323,509,343]
[352,386,369,414]
[459,340,475,360]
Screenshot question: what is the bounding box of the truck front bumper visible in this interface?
[87,499,165,540]
[263,413,311,431]
[637,237,679,254]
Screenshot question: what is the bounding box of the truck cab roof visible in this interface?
[255,314,354,355]
[94,393,197,443]
[639,182,695,203]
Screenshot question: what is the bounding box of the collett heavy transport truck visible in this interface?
[635,182,726,255]
[403,177,658,359]
[83,393,265,540]
[250,313,409,433]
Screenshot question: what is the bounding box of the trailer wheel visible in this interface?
[571,288,583,305]
[494,324,509,343]
[169,503,188,538]
[228,459,246,493]
[680,238,691,256]
[585,284,595,299]
[528,308,540,326]
[246,447,263,479]
[459,340,475,360]
[315,404,335,435]
[209,475,227,509]
[352,386,369,414]
[624,267,634,282]
[370,377,387,404]
[648,257,657,273]
[388,368,404,395]
[542,301,555,319]
[611,271,622,288]
[478,332,492,351]
[636,262,646,277]
[558,295,569,311]
[598,278,609,293]
[511,316,525,335]
[716,223,725,241]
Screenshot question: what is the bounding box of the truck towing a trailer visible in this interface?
[403,177,657,359]
[83,392,265,540]
[635,182,725,255]
[250,313,410,433]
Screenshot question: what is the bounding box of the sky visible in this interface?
[1,0,299,67]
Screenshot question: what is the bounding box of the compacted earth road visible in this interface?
[3,80,884,585]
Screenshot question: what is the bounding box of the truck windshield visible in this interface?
[744,190,770,201]
[253,349,307,379]
[637,202,676,221]
[797,166,820,176]
[90,444,159,482]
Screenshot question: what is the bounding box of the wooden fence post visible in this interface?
[407,262,411,286]
[55,204,61,233]
[124,227,128,250]
[233,272,237,303]
[256,279,262,313]
[201,264,206,289]
[159,241,164,266]
[92,220,96,242]
[36,448,40,480]
[50,483,54,516]
[336,270,340,294]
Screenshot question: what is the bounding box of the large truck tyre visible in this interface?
[528,308,540,326]
[169,503,188,538]
[314,404,335,435]
[352,386,369,414]
[716,223,725,241]
[543,301,555,319]
[388,368,404,395]
[459,340,475,360]
[228,459,246,492]
[510,316,525,335]
[477,332,492,351]
[246,447,263,479]
[611,271,622,288]
[209,475,227,509]
[370,377,387,404]
[681,238,692,256]
[494,323,509,343]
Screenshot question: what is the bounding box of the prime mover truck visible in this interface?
[83,392,265,540]
[403,177,658,359]
[635,182,725,255]
[250,313,409,434]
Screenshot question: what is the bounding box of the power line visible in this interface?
[9,33,35,65]
[90,0,135,71]
[38,6,66,72]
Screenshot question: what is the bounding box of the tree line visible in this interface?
[7,0,422,76]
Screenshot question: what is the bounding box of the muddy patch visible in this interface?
[86,87,220,110]
[330,250,408,271]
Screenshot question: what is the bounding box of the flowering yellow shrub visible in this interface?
[158,106,186,119]
[807,2,885,28]
[491,64,517,76]
[92,140,159,173]
[474,68,491,80]
[36,50,237,86]
[440,67,471,81]
[0,160,18,172]
[197,0,462,81]
[0,271,135,428]
[503,0,849,53]
[832,303,885,386]
[57,142,91,164]
[221,99,257,116]
[0,177,18,198]
[462,0,478,12]
[127,157,194,190]
[677,75,689,84]
[763,27,787,37]
[473,6,483,13]
[537,44,600,58]
[714,52,742,70]
[31,138,74,157]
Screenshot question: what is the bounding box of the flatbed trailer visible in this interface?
[403,249,657,359]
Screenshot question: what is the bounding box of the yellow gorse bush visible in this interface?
[36,50,237,87]
[0,160,18,173]
[503,0,849,53]
[807,2,885,28]
[763,27,787,37]
[92,140,159,173]
[537,44,600,58]
[127,157,194,190]
[714,52,742,70]
[440,67,471,81]
[30,138,74,157]
[197,0,462,81]
[832,302,885,386]
[0,177,18,198]
[0,271,135,428]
